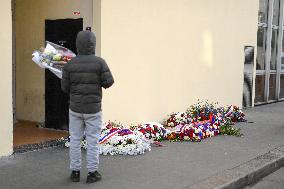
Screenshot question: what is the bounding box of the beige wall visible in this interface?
[0,0,13,156]
[93,0,101,56]
[15,0,93,122]
[100,0,259,124]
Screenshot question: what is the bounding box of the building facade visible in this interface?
[0,0,263,156]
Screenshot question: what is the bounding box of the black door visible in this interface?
[45,18,83,130]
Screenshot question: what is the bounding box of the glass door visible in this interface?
[255,0,284,104]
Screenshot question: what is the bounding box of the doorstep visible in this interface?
[13,121,69,153]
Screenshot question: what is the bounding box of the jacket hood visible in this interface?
[76,31,96,55]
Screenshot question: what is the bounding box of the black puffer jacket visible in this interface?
[61,31,114,114]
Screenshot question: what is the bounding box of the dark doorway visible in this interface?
[45,18,83,130]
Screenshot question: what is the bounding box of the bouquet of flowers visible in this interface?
[32,41,76,78]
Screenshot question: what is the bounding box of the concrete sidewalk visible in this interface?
[0,102,284,189]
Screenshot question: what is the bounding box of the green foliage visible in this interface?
[219,124,243,137]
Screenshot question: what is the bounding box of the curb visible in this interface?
[186,145,284,189]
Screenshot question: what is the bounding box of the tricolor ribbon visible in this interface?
[225,105,234,117]
[99,129,121,144]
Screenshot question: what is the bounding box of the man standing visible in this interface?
[61,30,114,183]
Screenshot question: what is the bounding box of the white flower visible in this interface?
[65,142,70,148]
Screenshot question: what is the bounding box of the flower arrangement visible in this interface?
[223,105,246,124]
[165,101,246,141]
[98,122,151,155]
[59,102,246,156]
[167,121,220,142]
[99,130,150,156]
[164,112,189,128]
[186,100,221,122]
[60,122,151,156]
[133,122,170,142]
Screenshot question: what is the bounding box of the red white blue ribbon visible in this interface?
[99,129,121,144]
